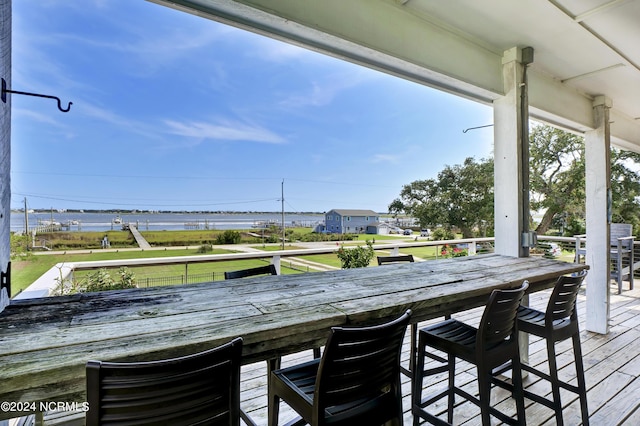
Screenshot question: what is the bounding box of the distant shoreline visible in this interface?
[11,209,333,215]
[10,211,327,234]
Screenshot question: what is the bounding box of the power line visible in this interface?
[11,171,284,181]
[11,171,398,188]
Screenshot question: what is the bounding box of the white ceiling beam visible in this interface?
[573,0,632,22]
[562,63,626,83]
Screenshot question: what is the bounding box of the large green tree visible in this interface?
[390,157,494,238]
[391,124,640,237]
[530,125,640,235]
[610,149,640,231]
[529,125,585,235]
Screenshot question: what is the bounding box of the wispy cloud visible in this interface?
[13,108,65,128]
[164,119,286,144]
[370,153,401,164]
[79,102,164,141]
[278,67,379,109]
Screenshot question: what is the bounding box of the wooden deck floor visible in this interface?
[239,281,640,425]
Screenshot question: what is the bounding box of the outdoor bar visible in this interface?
[0,254,585,423]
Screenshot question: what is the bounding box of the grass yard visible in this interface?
[297,253,343,268]
[140,229,248,246]
[32,230,136,250]
[250,244,309,251]
[11,247,237,296]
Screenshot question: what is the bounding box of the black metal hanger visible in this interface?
[1,78,72,112]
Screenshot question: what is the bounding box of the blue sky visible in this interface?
[10,0,494,213]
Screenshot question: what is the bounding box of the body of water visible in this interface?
[11,211,325,233]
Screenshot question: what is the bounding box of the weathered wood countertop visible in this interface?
[0,254,586,413]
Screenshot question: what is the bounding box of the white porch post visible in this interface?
[585,96,612,334]
[493,47,530,258]
[493,47,532,365]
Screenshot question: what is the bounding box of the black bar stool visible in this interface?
[269,310,411,426]
[377,254,416,378]
[412,282,528,425]
[86,337,256,426]
[501,270,589,425]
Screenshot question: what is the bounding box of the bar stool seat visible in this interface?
[412,282,528,426]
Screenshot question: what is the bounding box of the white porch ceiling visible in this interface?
[148,0,640,151]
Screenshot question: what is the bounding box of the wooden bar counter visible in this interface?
[0,254,586,418]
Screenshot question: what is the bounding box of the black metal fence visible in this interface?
[139,272,220,287]
[137,263,312,288]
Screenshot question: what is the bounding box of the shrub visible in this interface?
[215,230,242,245]
[83,267,137,292]
[10,233,32,260]
[431,228,456,241]
[198,244,214,253]
[440,244,468,258]
[336,241,375,269]
[117,267,136,288]
[54,267,138,295]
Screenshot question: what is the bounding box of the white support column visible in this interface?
[585,96,612,334]
[493,47,529,257]
[493,47,532,366]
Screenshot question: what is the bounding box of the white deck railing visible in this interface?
[15,235,576,300]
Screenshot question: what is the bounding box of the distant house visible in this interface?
[324,209,382,234]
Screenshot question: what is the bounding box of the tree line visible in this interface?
[389,124,640,237]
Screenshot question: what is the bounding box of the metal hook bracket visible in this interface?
[1,78,72,112]
[462,124,493,133]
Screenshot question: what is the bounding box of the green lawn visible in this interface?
[11,248,237,296]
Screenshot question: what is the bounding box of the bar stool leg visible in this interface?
[268,357,281,426]
[512,352,527,425]
[572,333,590,426]
[409,323,417,374]
[477,366,492,426]
[412,333,426,426]
[546,340,564,426]
[447,355,456,423]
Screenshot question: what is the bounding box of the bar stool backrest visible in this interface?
[546,270,588,325]
[86,337,243,426]
[225,264,277,280]
[313,310,411,425]
[377,254,414,265]
[477,282,528,353]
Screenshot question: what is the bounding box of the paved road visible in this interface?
[30,237,421,273]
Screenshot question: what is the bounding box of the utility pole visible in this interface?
[23,197,28,234]
[281,179,285,250]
